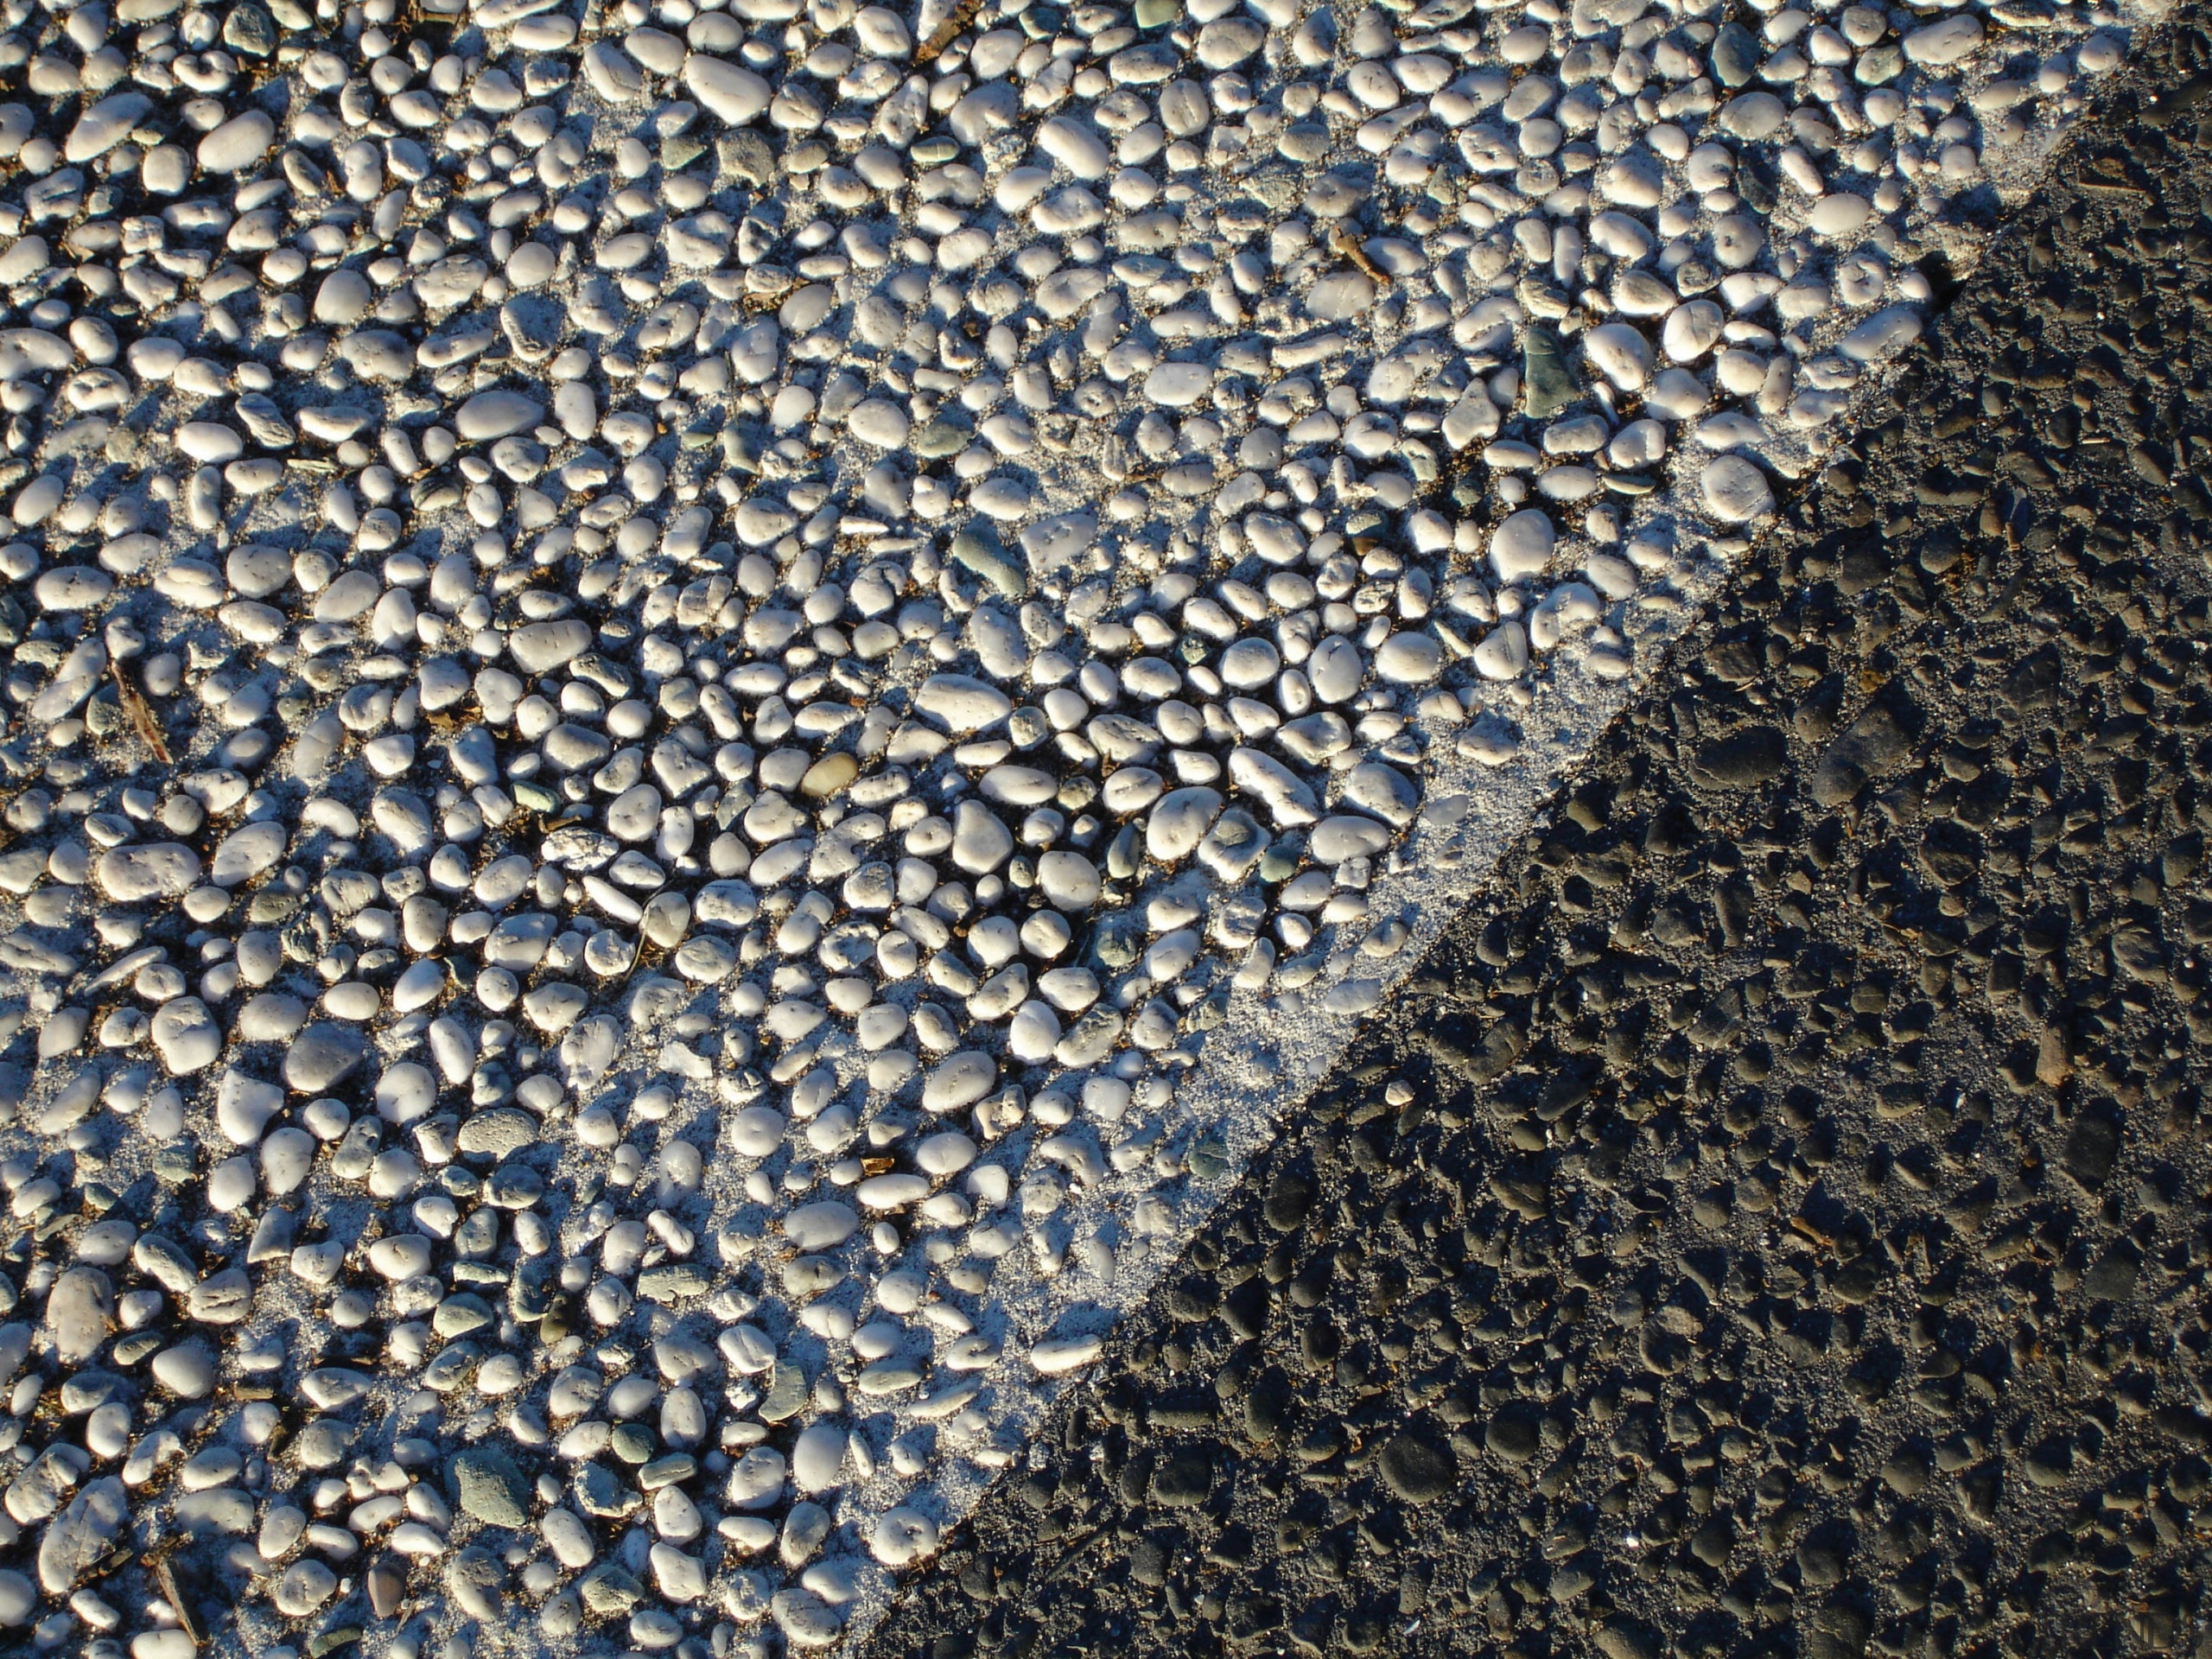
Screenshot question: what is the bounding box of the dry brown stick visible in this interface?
[1331,226,1392,286]
[1789,1213,1835,1250]
[109,660,171,766]
[915,0,985,65]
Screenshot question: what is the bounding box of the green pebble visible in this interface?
[950,526,1029,598]
[450,1447,531,1528]
[1522,322,1578,421]
[639,1453,698,1491]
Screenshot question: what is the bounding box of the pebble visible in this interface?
[37,1478,127,1595]
[1376,1433,1456,1503]
[65,92,152,164]
[871,1507,940,1567]
[849,400,911,449]
[1808,194,1875,238]
[149,1344,216,1399]
[1904,15,1984,65]
[1700,455,1778,524]
[453,1448,532,1528]
[1031,1336,1105,1375]
[195,111,276,174]
[1491,510,1556,583]
[44,1268,111,1364]
[271,1560,337,1617]
[683,55,772,125]
[1147,787,1224,862]
[95,844,200,902]
[283,1025,367,1095]
[1583,323,1655,391]
[785,1202,860,1252]
[791,1425,847,1493]
[1037,117,1113,180]
[455,391,545,442]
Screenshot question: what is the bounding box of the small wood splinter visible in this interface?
[1789,1214,1835,1250]
[916,0,986,65]
[110,661,171,766]
[148,1554,200,1647]
[1332,226,1392,287]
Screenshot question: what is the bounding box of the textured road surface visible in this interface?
[865,17,2212,1659]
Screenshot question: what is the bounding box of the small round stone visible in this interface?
[1378,1433,1457,1503]
[1490,509,1555,583]
[196,111,277,173]
[1700,455,1777,523]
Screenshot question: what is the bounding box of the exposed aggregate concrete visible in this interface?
[0,0,2183,1647]
[863,19,2212,1659]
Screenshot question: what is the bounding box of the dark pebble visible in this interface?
[1483,1404,1542,1463]
[1691,725,1787,789]
[1149,1446,1215,1508]
[1262,1171,1313,1232]
[1375,1433,1454,1503]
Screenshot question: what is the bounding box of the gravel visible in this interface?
[0,0,2177,1650]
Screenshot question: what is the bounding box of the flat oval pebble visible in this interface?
[456,391,544,441]
[1147,787,1224,862]
[783,1202,859,1251]
[684,54,772,124]
[1582,323,1654,391]
[848,400,910,448]
[923,1051,997,1112]
[33,567,111,611]
[871,1507,940,1566]
[1375,633,1442,683]
[1030,1336,1104,1374]
[66,92,151,162]
[1808,194,1874,238]
[196,111,276,173]
[856,1173,930,1210]
[150,1000,221,1079]
[97,844,201,901]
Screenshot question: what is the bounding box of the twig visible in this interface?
[109,661,171,765]
[1788,1214,1834,1250]
[1331,226,1392,287]
[915,0,985,65]
[149,1554,200,1646]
